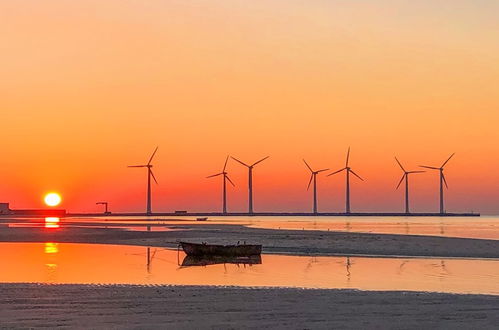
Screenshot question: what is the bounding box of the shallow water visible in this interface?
[6,215,495,240]
[1,243,497,295]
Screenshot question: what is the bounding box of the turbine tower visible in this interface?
[395,157,424,214]
[128,147,159,215]
[420,153,455,214]
[327,147,364,214]
[207,156,235,214]
[231,156,269,214]
[303,159,329,214]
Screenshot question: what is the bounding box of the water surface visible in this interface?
[1,243,497,295]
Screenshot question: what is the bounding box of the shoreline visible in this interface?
[67,211,482,217]
[0,211,481,218]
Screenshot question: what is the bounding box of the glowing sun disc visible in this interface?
[44,193,62,207]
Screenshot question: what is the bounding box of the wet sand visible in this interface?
[0,284,498,329]
[1,223,498,258]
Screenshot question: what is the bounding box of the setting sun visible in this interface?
[44,193,61,207]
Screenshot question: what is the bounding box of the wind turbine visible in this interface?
[128,147,159,215]
[207,156,235,214]
[303,159,329,214]
[420,153,455,214]
[395,157,425,214]
[231,156,269,214]
[327,147,364,214]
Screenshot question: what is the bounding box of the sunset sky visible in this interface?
[1,0,498,214]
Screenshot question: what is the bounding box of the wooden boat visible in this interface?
[181,255,262,267]
[179,241,262,257]
[196,217,208,221]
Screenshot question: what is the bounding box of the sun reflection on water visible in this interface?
[45,217,60,229]
[44,242,59,254]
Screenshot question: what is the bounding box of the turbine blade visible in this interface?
[150,169,158,184]
[327,168,346,177]
[317,168,330,173]
[350,169,364,181]
[226,175,236,187]
[441,153,455,168]
[346,147,350,167]
[206,172,223,178]
[231,156,249,167]
[303,159,313,172]
[148,147,159,165]
[395,157,406,172]
[419,165,439,170]
[408,170,425,174]
[223,155,229,172]
[128,165,147,168]
[307,174,314,190]
[252,156,269,167]
[396,174,406,189]
[442,173,448,188]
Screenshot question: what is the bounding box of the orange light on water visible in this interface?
[44,242,59,254]
[45,217,60,229]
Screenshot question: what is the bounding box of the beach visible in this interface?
[1,219,498,328]
[1,222,498,259]
[0,284,498,329]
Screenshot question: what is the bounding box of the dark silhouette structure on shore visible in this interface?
[96,201,111,215]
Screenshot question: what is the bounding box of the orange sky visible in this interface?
[1,1,498,214]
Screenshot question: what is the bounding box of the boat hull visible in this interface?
[180,242,262,257]
[181,255,262,267]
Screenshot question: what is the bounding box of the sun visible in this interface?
[44,193,62,207]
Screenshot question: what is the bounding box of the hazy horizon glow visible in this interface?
[1,1,498,214]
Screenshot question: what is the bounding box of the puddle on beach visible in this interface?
[2,216,498,239]
[0,243,498,295]
[4,217,173,232]
[1,216,498,239]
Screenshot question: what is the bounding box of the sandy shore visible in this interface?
[1,223,498,258]
[0,284,497,329]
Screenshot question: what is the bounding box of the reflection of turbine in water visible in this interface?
[335,257,353,282]
[440,260,449,276]
[146,247,158,273]
[304,256,319,273]
[45,217,60,229]
[398,260,410,274]
[439,222,445,235]
[346,257,352,281]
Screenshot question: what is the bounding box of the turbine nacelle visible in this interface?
[419,153,454,189]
